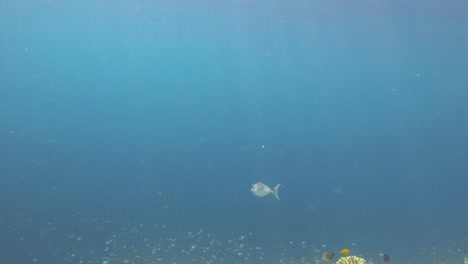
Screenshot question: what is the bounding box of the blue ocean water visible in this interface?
[1,0,467,263]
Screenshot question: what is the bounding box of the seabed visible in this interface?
[58,226,467,264]
[6,217,467,264]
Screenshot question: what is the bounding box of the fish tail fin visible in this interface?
[273,184,281,200]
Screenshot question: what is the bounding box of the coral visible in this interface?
[336,256,366,264]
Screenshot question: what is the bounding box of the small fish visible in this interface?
[380,253,391,262]
[322,251,334,262]
[251,182,281,200]
[340,248,350,255]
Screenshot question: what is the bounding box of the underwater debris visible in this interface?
[379,253,391,262]
[336,256,366,264]
[321,251,334,261]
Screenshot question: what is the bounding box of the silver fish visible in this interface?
[251,182,281,200]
